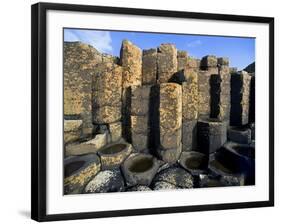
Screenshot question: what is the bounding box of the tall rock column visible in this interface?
[177,50,188,71]
[120,40,142,141]
[230,71,251,126]
[209,58,231,122]
[64,42,103,137]
[130,86,152,152]
[217,57,231,121]
[157,44,177,83]
[92,62,123,142]
[157,83,182,163]
[198,55,218,119]
[142,49,157,85]
[182,69,198,151]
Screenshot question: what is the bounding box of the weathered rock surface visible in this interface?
[108,122,122,142]
[152,166,193,189]
[200,55,218,69]
[122,153,160,186]
[92,63,122,125]
[179,151,208,175]
[64,120,83,144]
[65,133,107,156]
[64,154,101,194]
[98,142,133,170]
[157,44,177,83]
[197,118,227,154]
[64,42,104,136]
[127,185,152,192]
[182,120,197,151]
[177,50,188,71]
[182,70,198,121]
[227,126,251,144]
[142,49,157,85]
[152,181,180,190]
[230,71,251,126]
[84,169,125,193]
[121,40,142,89]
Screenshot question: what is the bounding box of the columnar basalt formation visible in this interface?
[157,44,178,83]
[217,57,231,121]
[130,85,152,152]
[197,119,227,154]
[64,42,101,137]
[63,40,255,194]
[230,71,251,126]
[142,49,157,85]
[182,69,198,151]
[157,83,182,163]
[198,55,219,119]
[120,40,142,140]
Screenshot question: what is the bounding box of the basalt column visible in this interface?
[157,83,182,163]
[249,75,255,123]
[197,118,227,155]
[120,40,142,141]
[198,55,219,119]
[64,42,103,137]
[230,71,251,126]
[142,49,157,85]
[209,59,231,122]
[157,44,178,83]
[182,69,198,151]
[92,62,123,142]
[130,85,152,152]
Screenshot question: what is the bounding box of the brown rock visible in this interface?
[230,71,251,126]
[93,106,121,124]
[64,120,83,144]
[108,122,122,142]
[64,42,103,136]
[157,44,177,83]
[142,49,157,84]
[159,83,182,132]
[177,50,188,71]
[182,70,198,121]
[120,40,142,89]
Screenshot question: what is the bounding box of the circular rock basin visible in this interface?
[98,142,132,170]
[122,153,160,187]
[232,145,255,159]
[128,157,154,173]
[64,154,101,194]
[64,160,86,178]
[179,151,208,175]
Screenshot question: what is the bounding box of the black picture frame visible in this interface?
[31,2,274,222]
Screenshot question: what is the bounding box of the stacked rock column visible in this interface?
[198,55,218,119]
[157,83,182,163]
[230,71,251,126]
[209,58,231,121]
[142,49,157,85]
[157,44,178,83]
[92,62,123,143]
[120,40,142,142]
[64,42,103,138]
[182,69,198,151]
[130,85,152,152]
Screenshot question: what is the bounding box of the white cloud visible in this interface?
[64,29,113,54]
[186,40,202,48]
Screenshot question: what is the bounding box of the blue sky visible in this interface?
[64,28,255,70]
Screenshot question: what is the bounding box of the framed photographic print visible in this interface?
[31,2,274,222]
